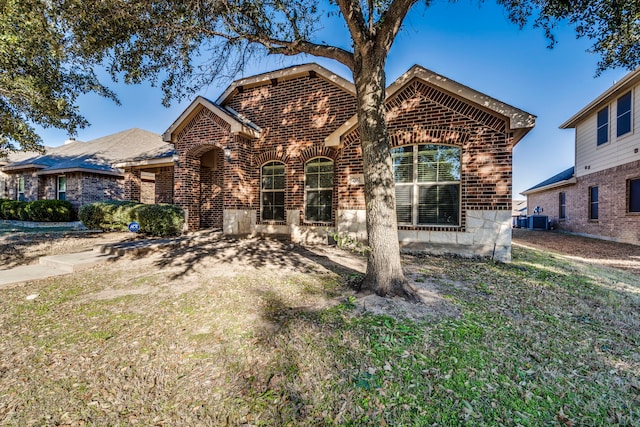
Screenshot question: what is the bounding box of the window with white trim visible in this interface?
[305,157,333,223]
[617,91,632,137]
[17,176,25,201]
[261,161,285,221]
[597,106,609,146]
[391,144,460,226]
[57,175,67,201]
[559,191,566,220]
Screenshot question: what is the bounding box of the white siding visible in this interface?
[575,84,640,178]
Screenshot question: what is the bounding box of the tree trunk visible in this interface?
[352,53,419,302]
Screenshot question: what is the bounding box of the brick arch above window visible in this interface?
[389,128,471,148]
[340,127,472,151]
[300,146,337,163]
[253,149,289,166]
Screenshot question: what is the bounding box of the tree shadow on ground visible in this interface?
[139,232,365,281]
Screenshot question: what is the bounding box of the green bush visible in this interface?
[134,204,185,236]
[79,201,184,236]
[0,200,26,220]
[23,200,77,222]
[0,199,77,221]
[78,200,138,231]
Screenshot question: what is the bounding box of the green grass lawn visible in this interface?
[0,243,638,426]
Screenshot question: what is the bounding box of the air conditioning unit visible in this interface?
[528,215,548,230]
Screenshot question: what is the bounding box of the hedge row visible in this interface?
[78,201,184,236]
[0,199,77,222]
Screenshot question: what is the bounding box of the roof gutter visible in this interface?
[520,177,577,196]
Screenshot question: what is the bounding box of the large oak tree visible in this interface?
[3,0,639,298]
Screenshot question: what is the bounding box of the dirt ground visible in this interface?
[512,228,640,275]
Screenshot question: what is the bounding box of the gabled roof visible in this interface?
[162,96,261,143]
[2,128,173,176]
[215,63,356,105]
[521,167,576,195]
[326,64,536,148]
[561,68,640,129]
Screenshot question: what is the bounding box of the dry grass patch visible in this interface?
[0,235,638,426]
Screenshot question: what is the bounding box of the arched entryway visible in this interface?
[174,145,224,230]
[198,148,224,229]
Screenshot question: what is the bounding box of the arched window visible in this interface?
[305,157,333,223]
[391,144,460,226]
[261,161,285,221]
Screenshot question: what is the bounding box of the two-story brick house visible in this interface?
[156,63,535,261]
[523,67,640,244]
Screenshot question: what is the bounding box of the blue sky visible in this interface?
[36,1,630,198]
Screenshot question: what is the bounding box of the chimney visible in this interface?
[64,137,76,145]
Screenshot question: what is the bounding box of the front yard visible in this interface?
[0,232,638,425]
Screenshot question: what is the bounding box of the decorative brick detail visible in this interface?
[527,159,640,244]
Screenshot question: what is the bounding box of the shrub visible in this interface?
[79,201,184,236]
[78,200,139,231]
[23,200,77,222]
[134,204,185,236]
[0,200,26,220]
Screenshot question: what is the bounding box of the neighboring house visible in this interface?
[150,63,535,261]
[0,128,174,209]
[523,67,640,244]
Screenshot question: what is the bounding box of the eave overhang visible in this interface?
[163,96,261,143]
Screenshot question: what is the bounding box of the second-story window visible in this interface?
[597,106,609,145]
[617,91,632,138]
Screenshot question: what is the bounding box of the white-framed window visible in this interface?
[391,144,461,226]
[17,176,25,201]
[57,175,66,201]
[305,157,333,223]
[261,161,285,221]
[597,106,609,146]
[617,91,632,138]
[559,191,566,220]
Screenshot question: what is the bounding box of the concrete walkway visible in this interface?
[0,249,117,287]
[0,238,178,288]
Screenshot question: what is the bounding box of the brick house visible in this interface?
[523,67,640,244]
[160,63,535,261]
[0,128,174,210]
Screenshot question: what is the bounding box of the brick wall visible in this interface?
[155,166,174,203]
[174,72,514,234]
[527,159,640,244]
[5,170,39,201]
[340,78,511,232]
[173,108,234,229]
[124,169,141,201]
[226,73,358,224]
